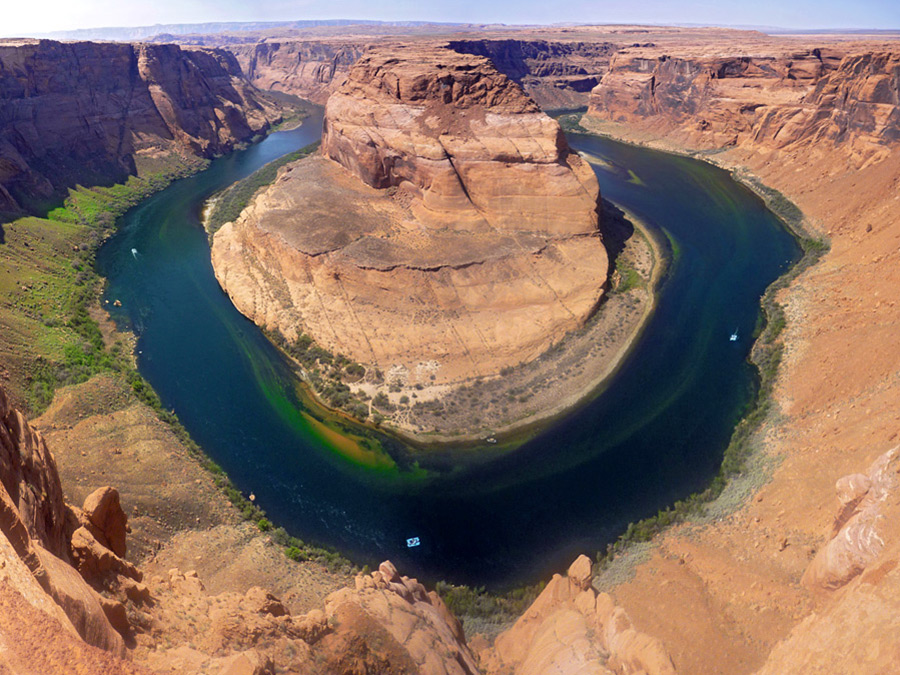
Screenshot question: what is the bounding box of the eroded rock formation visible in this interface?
[448,39,617,108]
[479,555,677,675]
[229,40,366,104]
[587,45,899,161]
[0,39,283,210]
[0,383,133,657]
[213,45,607,387]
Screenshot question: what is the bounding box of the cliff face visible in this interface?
[0,375,479,673]
[588,46,898,160]
[0,39,282,211]
[447,39,617,108]
[228,40,366,104]
[226,37,618,109]
[213,45,607,391]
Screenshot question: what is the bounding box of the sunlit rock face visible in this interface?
[213,45,608,386]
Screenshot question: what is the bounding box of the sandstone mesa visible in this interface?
[212,45,609,394]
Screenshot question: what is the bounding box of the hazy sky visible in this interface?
[3,0,898,36]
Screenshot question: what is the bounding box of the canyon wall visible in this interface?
[446,39,617,108]
[588,45,899,160]
[0,39,283,211]
[226,37,618,108]
[228,40,367,104]
[580,42,900,675]
[212,45,607,392]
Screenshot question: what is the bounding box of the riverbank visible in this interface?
[0,110,358,615]
[570,110,900,673]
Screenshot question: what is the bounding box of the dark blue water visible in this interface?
[97,111,799,588]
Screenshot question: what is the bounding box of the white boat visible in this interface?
[729,328,739,342]
[406,537,421,548]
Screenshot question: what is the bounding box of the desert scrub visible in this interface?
[205,140,320,234]
[434,581,545,637]
[265,328,373,421]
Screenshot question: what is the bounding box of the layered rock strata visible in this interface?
[582,39,900,675]
[213,45,607,387]
[588,46,899,160]
[0,39,283,211]
[448,39,618,108]
[229,40,367,104]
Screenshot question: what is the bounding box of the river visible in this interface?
[96,108,799,588]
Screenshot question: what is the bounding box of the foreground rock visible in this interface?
[213,44,607,400]
[480,555,676,674]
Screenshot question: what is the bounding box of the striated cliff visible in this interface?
[0,39,283,211]
[212,45,608,400]
[580,40,900,675]
[448,39,617,109]
[588,45,898,160]
[228,40,367,104]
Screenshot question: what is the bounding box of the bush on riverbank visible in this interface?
[205,140,320,234]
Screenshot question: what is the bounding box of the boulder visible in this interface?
[82,487,128,558]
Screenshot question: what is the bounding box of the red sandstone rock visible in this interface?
[82,487,128,558]
[0,39,284,210]
[486,555,676,675]
[213,44,608,389]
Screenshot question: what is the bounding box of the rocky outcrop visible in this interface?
[480,555,677,675]
[802,447,899,591]
[229,40,366,104]
[137,560,476,674]
[213,45,607,389]
[587,45,898,162]
[0,39,283,210]
[448,39,618,108]
[0,383,128,655]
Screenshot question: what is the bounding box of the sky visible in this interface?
[2,0,898,36]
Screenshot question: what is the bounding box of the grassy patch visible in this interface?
[205,141,320,234]
[613,259,644,293]
[0,156,207,412]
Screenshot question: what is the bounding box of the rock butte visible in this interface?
[212,45,608,387]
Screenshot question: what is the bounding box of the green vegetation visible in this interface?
[556,113,590,134]
[613,259,644,294]
[265,329,373,422]
[435,580,545,633]
[205,141,320,234]
[0,146,361,577]
[0,156,207,413]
